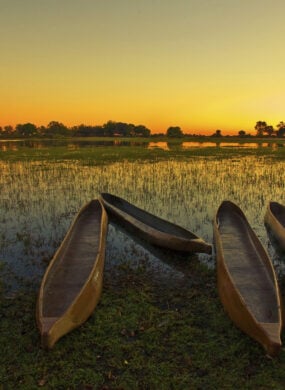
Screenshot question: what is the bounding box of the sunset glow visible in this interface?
[1,0,285,135]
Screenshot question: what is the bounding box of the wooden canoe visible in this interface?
[99,192,212,254]
[213,200,282,357]
[264,201,285,251]
[36,199,108,349]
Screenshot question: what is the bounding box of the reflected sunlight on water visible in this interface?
[147,142,170,150]
[0,156,285,289]
[182,142,216,148]
[1,139,284,152]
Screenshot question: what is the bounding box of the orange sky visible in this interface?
[1,1,285,135]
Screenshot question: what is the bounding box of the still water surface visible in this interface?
[1,139,284,151]
[0,156,285,290]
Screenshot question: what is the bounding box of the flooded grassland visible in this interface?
[0,153,285,288]
[1,142,285,389]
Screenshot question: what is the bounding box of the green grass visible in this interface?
[1,140,285,388]
[1,259,285,389]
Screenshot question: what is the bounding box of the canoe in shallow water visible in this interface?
[99,192,212,254]
[264,201,285,251]
[213,200,282,357]
[36,199,108,349]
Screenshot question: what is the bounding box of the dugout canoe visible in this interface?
[36,199,108,349]
[99,192,212,254]
[264,201,285,251]
[213,200,282,357]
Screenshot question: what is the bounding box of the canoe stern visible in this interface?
[37,199,108,349]
[214,201,283,358]
[217,257,282,357]
[38,270,104,350]
[260,322,282,357]
[40,315,79,350]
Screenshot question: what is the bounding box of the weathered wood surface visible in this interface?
[100,192,212,254]
[213,200,282,357]
[36,199,108,349]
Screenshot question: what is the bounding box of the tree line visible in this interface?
[254,121,285,137]
[0,120,285,138]
[0,121,151,138]
[0,121,189,138]
[210,121,285,138]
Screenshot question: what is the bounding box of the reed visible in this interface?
[1,156,284,288]
[1,149,285,388]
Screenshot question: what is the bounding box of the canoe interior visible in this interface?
[270,202,285,228]
[101,193,198,239]
[42,201,102,317]
[218,203,279,323]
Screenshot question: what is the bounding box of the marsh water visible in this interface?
[1,138,285,152]
[0,146,285,290]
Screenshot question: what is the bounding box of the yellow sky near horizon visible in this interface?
[1,0,285,135]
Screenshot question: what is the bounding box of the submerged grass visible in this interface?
[1,141,285,388]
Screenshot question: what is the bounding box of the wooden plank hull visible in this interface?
[264,201,285,251]
[213,201,282,357]
[99,192,212,254]
[36,199,108,349]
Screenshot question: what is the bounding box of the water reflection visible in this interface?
[1,139,285,152]
[148,142,170,151]
[182,142,285,149]
[105,222,196,284]
[182,142,216,148]
[0,139,148,151]
[0,156,285,290]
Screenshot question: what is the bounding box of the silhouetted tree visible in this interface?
[38,126,47,136]
[277,121,285,129]
[166,126,183,137]
[276,121,285,137]
[115,122,133,137]
[264,125,274,136]
[212,129,222,137]
[72,124,105,137]
[103,121,117,136]
[102,121,151,137]
[238,130,246,137]
[133,125,151,137]
[255,121,267,136]
[16,122,38,137]
[44,121,69,136]
[277,128,285,137]
[4,125,14,135]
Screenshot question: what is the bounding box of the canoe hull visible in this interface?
[39,267,104,349]
[36,199,108,349]
[264,202,285,251]
[213,201,282,357]
[100,193,212,254]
